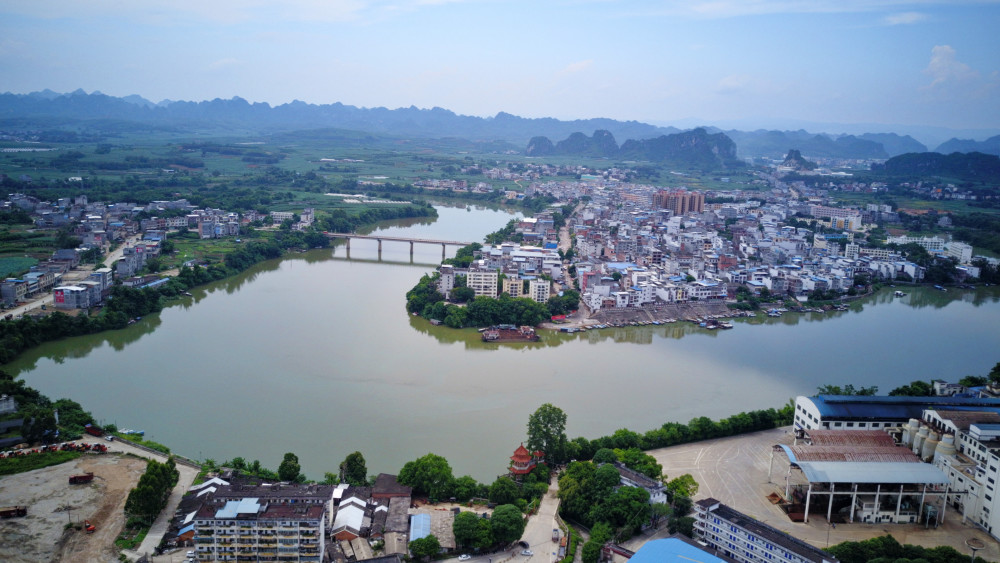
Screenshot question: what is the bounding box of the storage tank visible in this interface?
[934,434,957,461]
[913,426,929,454]
[921,431,940,461]
[903,419,920,447]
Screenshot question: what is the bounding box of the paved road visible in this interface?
[516,478,562,563]
[4,235,138,318]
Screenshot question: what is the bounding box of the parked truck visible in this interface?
[69,472,94,484]
[0,506,28,518]
[84,424,103,437]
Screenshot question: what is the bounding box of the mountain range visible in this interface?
[1,89,998,160]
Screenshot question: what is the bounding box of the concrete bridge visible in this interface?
[323,232,473,259]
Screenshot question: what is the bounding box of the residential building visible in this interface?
[695,498,840,563]
[528,279,550,303]
[192,483,332,562]
[466,264,498,298]
[52,285,91,310]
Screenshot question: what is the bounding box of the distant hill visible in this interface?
[857,133,927,156]
[723,129,889,159]
[934,135,1000,157]
[872,151,1000,181]
[0,89,985,161]
[526,129,742,170]
[0,90,678,146]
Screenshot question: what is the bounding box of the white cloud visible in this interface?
[716,73,754,95]
[883,11,926,25]
[923,45,978,88]
[207,58,243,71]
[633,1,997,20]
[558,60,594,75]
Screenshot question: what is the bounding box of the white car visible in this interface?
[521,550,533,556]
[458,556,471,561]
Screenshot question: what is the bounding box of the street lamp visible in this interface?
[966,537,985,563]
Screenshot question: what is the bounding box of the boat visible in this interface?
[483,325,540,342]
[718,321,734,329]
[894,291,907,297]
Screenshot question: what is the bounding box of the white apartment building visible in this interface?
[695,498,839,563]
[528,279,550,303]
[466,264,498,298]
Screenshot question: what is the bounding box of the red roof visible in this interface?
[511,443,532,462]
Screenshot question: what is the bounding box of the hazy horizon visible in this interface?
[2,0,998,136]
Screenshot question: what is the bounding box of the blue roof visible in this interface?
[809,395,1000,421]
[409,513,431,542]
[178,524,195,535]
[630,538,726,563]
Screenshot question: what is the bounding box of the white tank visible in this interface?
[934,434,957,461]
[921,431,940,461]
[913,426,929,454]
[903,419,920,447]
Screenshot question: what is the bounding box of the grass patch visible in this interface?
[114,519,150,550]
[114,433,170,454]
[0,450,82,475]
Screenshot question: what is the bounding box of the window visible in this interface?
[834,422,842,428]
[846,422,855,428]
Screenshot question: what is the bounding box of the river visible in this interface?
[5,204,1000,483]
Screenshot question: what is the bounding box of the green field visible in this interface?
[0,256,38,277]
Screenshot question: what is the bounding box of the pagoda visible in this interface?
[509,443,544,481]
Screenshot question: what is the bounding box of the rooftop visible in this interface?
[697,499,838,563]
[805,395,1000,421]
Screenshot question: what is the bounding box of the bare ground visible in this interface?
[0,453,147,563]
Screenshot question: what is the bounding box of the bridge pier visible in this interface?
[410,241,414,259]
[442,243,446,261]
[377,239,382,260]
[345,237,350,258]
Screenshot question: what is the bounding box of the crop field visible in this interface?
[0,256,37,277]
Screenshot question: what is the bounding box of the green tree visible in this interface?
[339,451,368,486]
[666,474,699,499]
[888,380,933,396]
[399,453,455,500]
[278,452,301,482]
[668,515,695,537]
[816,384,878,396]
[527,403,569,464]
[452,475,482,502]
[409,534,441,560]
[990,362,1000,386]
[490,504,526,546]
[453,511,492,548]
[592,448,617,464]
[489,476,521,505]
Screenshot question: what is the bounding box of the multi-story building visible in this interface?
[466,264,498,298]
[793,395,1000,432]
[502,276,524,298]
[528,279,550,303]
[193,484,332,562]
[52,285,92,310]
[695,498,839,563]
[654,190,705,216]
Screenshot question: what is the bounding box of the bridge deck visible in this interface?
[323,233,473,245]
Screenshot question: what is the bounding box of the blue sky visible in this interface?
[1,0,998,132]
